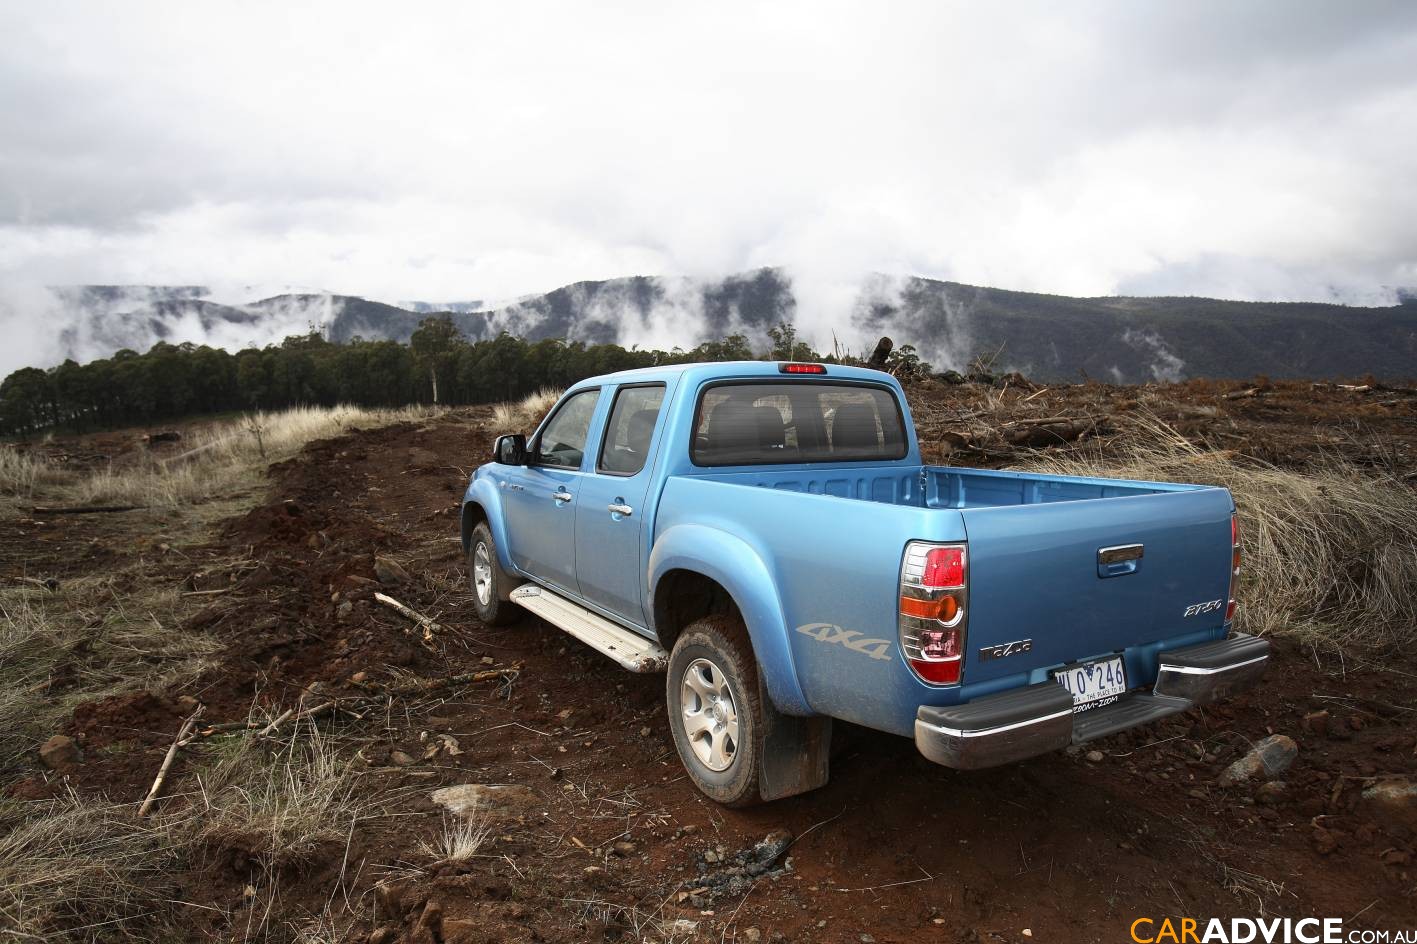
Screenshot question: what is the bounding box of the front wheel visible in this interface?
[467,522,521,627]
[666,615,765,807]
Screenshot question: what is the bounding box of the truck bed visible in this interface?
[660,463,1233,734]
[692,463,1200,508]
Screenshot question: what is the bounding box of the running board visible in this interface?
[510,584,669,673]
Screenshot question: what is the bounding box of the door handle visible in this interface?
[607,502,634,517]
[552,489,572,504]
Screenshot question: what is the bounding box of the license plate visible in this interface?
[1053,656,1127,712]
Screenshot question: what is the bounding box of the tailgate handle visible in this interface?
[1098,543,1143,578]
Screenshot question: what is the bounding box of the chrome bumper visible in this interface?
[915,633,1270,770]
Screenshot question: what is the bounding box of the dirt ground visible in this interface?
[6,378,1417,943]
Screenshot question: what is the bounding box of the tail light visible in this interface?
[900,542,967,685]
[1226,513,1241,623]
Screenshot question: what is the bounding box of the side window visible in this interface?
[598,385,665,475]
[535,389,600,469]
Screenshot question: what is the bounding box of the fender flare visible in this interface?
[649,523,812,716]
[461,478,519,575]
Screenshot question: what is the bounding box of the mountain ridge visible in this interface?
[20,271,1417,382]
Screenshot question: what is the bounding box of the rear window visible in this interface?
[691,382,907,466]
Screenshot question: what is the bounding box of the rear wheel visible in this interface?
[666,615,765,806]
[467,521,521,626]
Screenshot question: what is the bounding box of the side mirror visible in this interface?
[493,434,528,465]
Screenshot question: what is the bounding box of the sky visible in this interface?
[2,1,1416,370]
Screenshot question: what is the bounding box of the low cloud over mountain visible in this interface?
[8,270,1415,383]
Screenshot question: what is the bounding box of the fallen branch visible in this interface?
[138,707,204,817]
[16,576,59,592]
[1002,415,1080,427]
[31,505,142,515]
[385,665,521,697]
[173,667,520,747]
[257,707,295,737]
[374,592,441,641]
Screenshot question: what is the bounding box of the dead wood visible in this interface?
[31,505,142,515]
[138,707,204,817]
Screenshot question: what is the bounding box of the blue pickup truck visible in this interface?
[461,361,1268,806]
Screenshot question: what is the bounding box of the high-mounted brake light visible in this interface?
[1226,513,1241,623]
[900,542,968,685]
[779,362,827,374]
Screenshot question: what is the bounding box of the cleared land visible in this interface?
[2,379,1415,943]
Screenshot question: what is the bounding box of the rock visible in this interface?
[744,929,762,943]
[411,899,442,944]
[703,850,719,864]
[669,920,699,935]
[1311,826,1340,855]
[38,735,81,769]
[1256,781,1288,805]
[336,601,354,620]
[368,928,395,944]
[373,556,411,586]
[1302,710,1330,738]
[1362,779,1417,829]
[431,783,537,821]
[1218,735,1297,786]
[612,841,638,857]
[1085,750,1104,763]
[390,750,417,767]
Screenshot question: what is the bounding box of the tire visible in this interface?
[666,614,765,807]
[467,521,521,627]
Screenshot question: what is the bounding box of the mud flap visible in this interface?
[758,676,832,802]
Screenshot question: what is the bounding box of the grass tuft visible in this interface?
[491,388,562,433]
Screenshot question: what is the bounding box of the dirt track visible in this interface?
[11,386,1417,942]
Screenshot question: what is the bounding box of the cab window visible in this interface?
[535,389,600,469]
[598,384,665,475]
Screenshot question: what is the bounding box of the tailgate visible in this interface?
[959,487,1234,685]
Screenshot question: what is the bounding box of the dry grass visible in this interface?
[420,807,492,862]
[0,405,422,940]
[0,724,378,942]
[0,582,222,771]
[491,388,562,433]
[0,792,181,939]
[1023,412,1417,648]
[66,404,433,509]
[194,725,366,870]
[0,445,74,500]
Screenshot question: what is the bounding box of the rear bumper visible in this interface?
[915,633,1270,770]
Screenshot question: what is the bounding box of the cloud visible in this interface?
[1,1,1415,374]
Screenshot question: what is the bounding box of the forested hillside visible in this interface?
[0,320,824,437]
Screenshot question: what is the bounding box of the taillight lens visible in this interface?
[1226,513,1241,624]
[900,542,967,685]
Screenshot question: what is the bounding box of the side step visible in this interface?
[510,584,669,673]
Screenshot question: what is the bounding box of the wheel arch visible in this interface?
[460,478,518,574]
[649,524,811,716]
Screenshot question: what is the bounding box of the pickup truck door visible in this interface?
[501,388,601,593]
[573,382,667,626]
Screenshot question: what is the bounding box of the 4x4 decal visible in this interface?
[796,622,893,661]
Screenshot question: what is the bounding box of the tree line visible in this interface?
[1,318,929,438]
